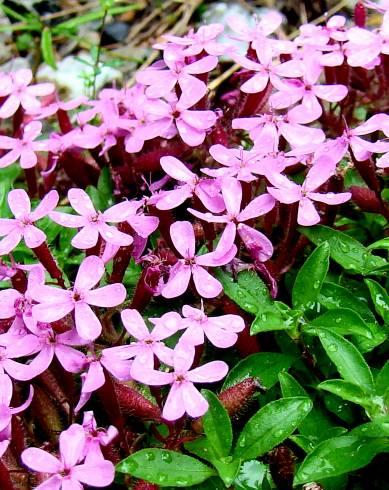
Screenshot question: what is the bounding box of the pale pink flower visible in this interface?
[32,255,126,340]
[189,178,275,262]
[267,156,351,226]
[0,121,52,168]
[233,40,303,94]
[22,423,115,489]
[0,69,54,118]
[50,188,134,249]
[136,45,217,106]
[81,411,118,463]
[294,15,348,47]
[270,55,348,124]
[160,24,228,56]
[133,342,228,421]
[120,308,178,377]
[179,304,244,348]
[155,156,224,212]
[162,221,237,299]
[0,189,58,255]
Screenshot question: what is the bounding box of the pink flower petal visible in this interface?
[74,256,105,291]
[23,224,46,249]
[176,118,205,146]
[49,211,86,228]
[71,224,99,249]
[85,284,126,307]
[192,265,222,298]
[162,383,186,421]
[238,193,275,221]
[29,190,59,221]
[221,177,242,216]
[182,382,208,418]
[241,72,269,94]
[297,198,320,226]
[162,263,191,298]
[160,156,194,182]
[0,229,22,255]
[238,223,274,262]
[68,188,96,216]
[22,447,61,473]
[59,424,85,468]
[170,221,195,258]
[83,361,105,392]
[309,191,351,205]
[121,308,149,339]
[98,222,133,247]
[0,289,21,318]
[20,150,38,169]
[72,460,115,487]
[55,345,86,373]
[8,189,31,218]
[188,360,229,383]
[32,301,74,323]
[74,302,102,341]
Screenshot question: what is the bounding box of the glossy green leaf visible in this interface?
[367,237,389,250]
[351,418,389,438]
[318,380,374,408]
[365,278,389,323]
[223,353,294,390]
[300,225,386,274]
[318,282,376,324]
[313,328,374,392]
[214,269,272,315]
[310,308,373,338]
[234,461,267,490]
[202,390,232,457]
[234,397,312,461]
[116,448,215,486]
[41,27,57,69]
[294,435,389,484]
[292,242,330,309]
[279,372,307,398]
[97,166,114,208]
[376,360,389,395]
[250,302,296,334]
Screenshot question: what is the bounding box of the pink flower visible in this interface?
[133,342,228,420]
[21,423,115,489]
[0,189,58,255]
[50,188,134,249]
[162,221,237,299]
[136,46,217,106]
[32,255,126,340]
[156,156,224,212]
[0,121,52,168]
[267,156,352,226]
[189,177,275,262]
[179,304,244,348]
[270,55,348,124]
[0,69,54,118]
[161,24,228,56]
[81,411,118,463]
[120,309,179,377]
[233,40,303,94]
[0,373,33,458]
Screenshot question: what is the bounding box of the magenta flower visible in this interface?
[32,255,126,340]
[0,69,54,118]
[0,189,58,255]
[21,423,115,489]
[189,177,275,262]
[179,304,244,348]
[136,45,217,106]
[120,309,177,377]
[267,156,352,226]
[132,343,228,421]
[50,188,134,249]
[162,221,237,299]
[0,121,52,168]
[156,156,224,212]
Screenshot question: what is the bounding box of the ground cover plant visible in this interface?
[0,1,389,488]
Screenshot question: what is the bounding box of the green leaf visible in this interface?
[351,418,389,438]
[250,302,297,334]
[367,237,389,251]
[312,328,374,392]
[41,27,57,69]
[318,380,375,408]
[116,449,215,487]
[376,361,389,395]
[214,269,272,315]
[319,282,377,324]
[234,461,267,490]
[365,278,389,323]
[234,397,312,461]
[97,166,114,208]
[292,242,330,309]
[309,308,373,338]
[223,353,294,390]
[300,225,386,274]
[279,372,307,398]
[294,435,389,484]
[201,390,232,457]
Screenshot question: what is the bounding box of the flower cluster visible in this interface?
[1,2,389,488]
